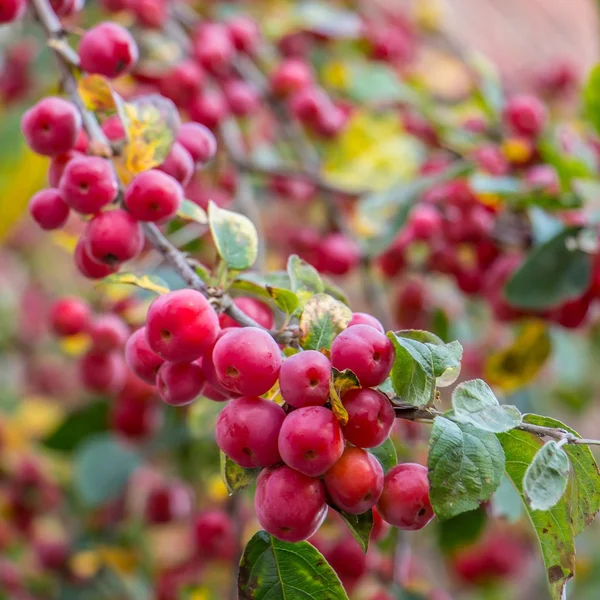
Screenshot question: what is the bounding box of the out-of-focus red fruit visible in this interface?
[29,189,70,230]
[551,293,592,328]
[227,16,260,54]
[125,327,165,384]
[525,164,560,196]
[145,483,193,524]
[0,0,26,22]
[158,142,195,187]
[270,58,313,97]
[80,350,127,394]
[223,79,261,117]
[407,204,442,240]
[401,110,438,145]
[177,122,217,165]
[35,540,69,571]
[193,510,236,560]
[89,315,129,352]
[474,145,509,176]
[49,297,91,336]
[111,396,162,440]
[101,114,126,141]
[325,537,367,592]
[159,60,204,107]
[219,297,274,330]
[129,0,167,28]
[74,239,119,279]
[503,95,547,138]
[192,23,236,75]
[370,506,391,542]
[187,89,229,130]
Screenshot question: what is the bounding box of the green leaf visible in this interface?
[436,506,487,554]
[322,277,350,306]
[505,226,592,309]
[220,451,259,495]
[470,54,504,118]
[101,272,170,295]
[43,400,109,453]
[346,62,411,103]
[369,437,398,473]
[73,434,141,506]
[395,330,444,345]
[523,441,570,511]
[208,201,258,271]
[492,475,524,522]
[429,340,463,387]
[177,198,208,224]
[469,174,521,195]
[583,64,600,136]
[287,254,324,305]
[451,379,522,433]
[238,531,349,600]
[428,417,505,520]
[299,293,352,351]
[333,508,373,553]
[267,286,299,314]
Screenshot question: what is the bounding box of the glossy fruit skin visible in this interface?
[158,60,204,107]
[145,483,193,524]
[156,361,205,406]
[278,350,331,408]
[125,327,165,384]
[49,297,91,336]
[503,95,546,138]
[125,169,183,223]
[21,97,82,156]
[74,238,118,279]
[377,463,434,530]
[278,406,344,477]
[324,447,384,514]
[200,347,239,402]
[218,297,274,330]
[158,142,195,187]
[342,388,395,448]
[84,209,144,265]
[212,327,282,396]
[330,325,395,387]
[193,510,236,560]
[89,315,129,352]
[176,122,217,165]
[29,189,70,230]
[145,289,220,363]
[348,312,384,332]
[216,396,286,467]
[0,0,26,22]
[59,156,118,214]
[78,22,138,78]
[255,465,327,542]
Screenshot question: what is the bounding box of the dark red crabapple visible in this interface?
[49,297,91,336]
[47,150,81,188]
[278,406,344,477]
[111,396,162,440]
[330,324,395,387]
[212,327,282,396]
[324,447,383,514]
[270,58,313,97]
[222,80,261,117]
[59,156,118,214]
[216,396,285,467]
[218,297,274,330]
[377,463,434,530]
[227,16,260,54]
[348,312,384,332]
[278,350,331,408]
[176,122,217,165]
[158,142,195,187]
[317,233,361,275]
[193,510,236,560]
[125,327,165,384]
[74,239,118,280]
[187,89,229,130]
[145,289,220,363]
[84,209,144,265]
[29,189,70,230]
[342,388,395,448]
[192,23,235,75]
[0,0,26,22]
[35,540,69,572]
[156,361,205,406]
[124,169,183,223]
[325,537,367,591]
[255,465,327,542]
[21,97,82,156]
[79,350,127,394]
[502,95,546,138]
[78,22,138,78]
[89,315,129,352]
[370,506,391,542]
[145,482,193,524]
[158,60,204,107]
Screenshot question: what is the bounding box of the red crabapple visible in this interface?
[0,0,26,22]
[158,142,195,187]
[407,204,442,240]
[89,315,129,352]
[227,16,260,54]
[212,327,282,396]
[158,60,204,107]
[200,347,240,402]
[216,396,285,467]
[101,114,126,141]
[342,388,395,448]
[370,506,391,542]
[223,80,261,117]
[503,95,546,138]
[49,297,91,336]
[74,239,118,279]
[84,209,144,265]
[79,350,127,394]
[187,89,229,130]
[317,233,361,275]
[128,0,168,29]
[21,97,82,156]
[29,189,70,230]
[59,156,118,214]
[145,289,220,363]
[47,150,81,188]
[348,312,384,332]
[124,169,183,223]
[270,58,313,97]
[193,510,236,560]
[255,465,327,542]
[330,325,395,387]
[218,297,274,330]
[192,23,235,75]
[176,122,217,165]
[325,537,367,591]
[278,350,331,408]
[278,406,344,477]
[377,463,434,530]
[324,447,384,514]
[125,327,165,384]
[145,483,193,524]
[78,22,138,78]
[156,361,205,406]
[111,396,162,440]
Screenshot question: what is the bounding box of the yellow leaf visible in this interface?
[100,272,170,295]
[98,546,138,575]
[50,230,79,253]
[502,137,533,165]
[70,550,102,579]
[14,396,64,439]
[321,60,349,91]
[485,320,551,393]
[78,75,119,113]
[58,332,90,357]
[207,474,229,502]
[328,368,360,426]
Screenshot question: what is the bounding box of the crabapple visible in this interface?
[74,239,118,279]
[200,347,239,402]
[342,388,395,448]
[49,297,91,336]
[192,23,235,75]
[370,506,391,542]
[278,406,344,477]
[21,97,82,156]
[407,204,442,240]
[84,209,144,265]
[348,312,384,332]
[79,350,127,394]
[271,58,313,97]
[128,0,168,28]
[503,95,546,138]
[125,327,165,384]
[324,447,383,514]
[377,463,434,530]
[59,156,118,214]
[0,0,26,22]
[158,60,204,107]
[325,537,367,591]
[255,465,327,542]
[227,16,260,54]
[176,122,217,165]
[278,350,331,408]
[156,361,205,406]
[212,327,282,396]
[330,325,395,387]
[28,189,70,230]
[89,315,129,352]
[124,169,183,222]
[317,233,361,275]
[111,396,162,440]
[145,483,193,524]
[216,396,285,467]
[193,510,236,560]
[218,297,274,330]
[78,22,138,78]
[223,80,261,117]
[102,114,126,141]
[35,540,69,572]
[187,89,229,130]
[47,150,81,188]
[158,142,195,187]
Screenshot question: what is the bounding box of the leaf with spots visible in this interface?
[177,199,208,224]
[208,201,259,271]
[300,294,352,352]
[328,368,359,427]
[100,272,170,295]
[287,254,324,306]
[220,451,259,495]
[267,286,300,314]
[238,531,349,600]
[523,441,570,511]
